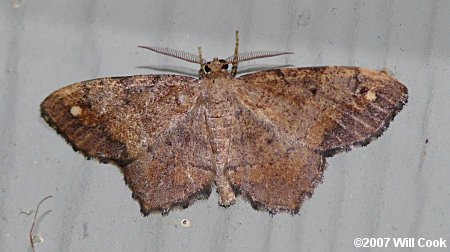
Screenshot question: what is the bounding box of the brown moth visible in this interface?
[41,31,408,215]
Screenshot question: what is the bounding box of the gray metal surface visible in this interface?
[1,1,449,251]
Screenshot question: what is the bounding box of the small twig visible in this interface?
[29,196,52,252]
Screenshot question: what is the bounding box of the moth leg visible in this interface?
[231,30,239,77]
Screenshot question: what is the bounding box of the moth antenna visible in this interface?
[198,47,205,78]
[138,46,206,64]
[231,30,239,77]
[225,51,293,63]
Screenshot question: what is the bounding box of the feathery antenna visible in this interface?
[138,46,206,64]
[225,51,293,63]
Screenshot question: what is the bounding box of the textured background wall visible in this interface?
[1,0,449,251]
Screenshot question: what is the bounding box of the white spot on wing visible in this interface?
[178,94,186,104]
[70,106,82,117]
[365,90,377,102]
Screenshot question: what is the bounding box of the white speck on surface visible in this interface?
[12,0,22,8]
[32,234,44,245]
[180,218,191,228]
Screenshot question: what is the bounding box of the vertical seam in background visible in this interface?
[0,4,25,246]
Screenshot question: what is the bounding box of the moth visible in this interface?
[41,31,408,215]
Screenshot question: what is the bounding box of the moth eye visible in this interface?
[204,65,211,73]
[219,59,228,70]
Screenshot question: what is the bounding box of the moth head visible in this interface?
[138,31,293,79]
[204,58,229,74]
